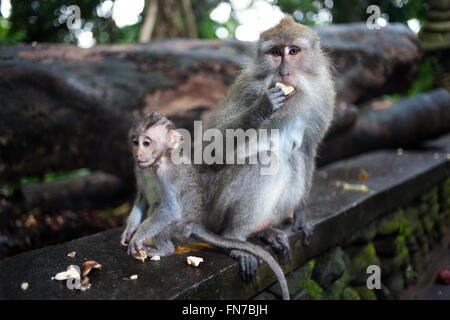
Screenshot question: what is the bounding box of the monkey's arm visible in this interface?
[127,177,182,256]
[215,86,286,132]
[120,193,149,248]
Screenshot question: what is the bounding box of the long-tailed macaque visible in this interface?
[200,16,336,280]
[120,112,290,300]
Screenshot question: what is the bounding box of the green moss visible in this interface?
[349,223,377,244]
[313,247,346,288]
[431,202,440,214]
[393,246,410,270]
[355,286,378,300]
[294,279,324,300]
[400,207,420,237]
[380,236,410,277]
[269,259,315,297]
[443,178,450,199]
[421,188,438,205]
[406,235,419,253]
[377,209,405,236]
[340,287,361,300]
[325,271,350,300]
[419,203,429,216]
[404,265,419,282]
[422,215,434,234]
[348,243,380,285]
[443,209,450,218]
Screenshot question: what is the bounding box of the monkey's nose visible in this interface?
[279,63,289,77]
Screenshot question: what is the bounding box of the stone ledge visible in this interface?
[0,135,449,300]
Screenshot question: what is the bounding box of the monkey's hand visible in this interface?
[120,225,137,249]
[266,86,286,112]
[127,233,145,256]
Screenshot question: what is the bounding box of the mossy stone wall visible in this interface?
[253,177,450,300]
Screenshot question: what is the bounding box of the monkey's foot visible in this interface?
[230,249,262,283]
[292,209,314,245]
[301,222,314,246]
[142,245,174,257]
[256,228,292,263]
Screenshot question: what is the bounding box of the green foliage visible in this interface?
[408,58,435,96]
[5,168,91,190]
[0,0,433,44]
[404,265,418,280]
[0,16,26,45]
[0,0,137,45]
[341,287,361,300]
[42,168,90,183]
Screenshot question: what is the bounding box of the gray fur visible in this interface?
[201,18,336,260]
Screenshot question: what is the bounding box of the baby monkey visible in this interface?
[120,112,290,300]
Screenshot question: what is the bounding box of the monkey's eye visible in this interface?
[132,139,138,146]
[289,47,300,55]
[143,140,151,147]
[271,48,282,57]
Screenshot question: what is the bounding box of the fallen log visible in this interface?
[21,172,125,212]
[0,24,423,183]
[318,89,450,166]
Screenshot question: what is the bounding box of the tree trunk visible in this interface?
[139,0,159,42]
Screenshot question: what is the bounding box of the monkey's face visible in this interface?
[257,22,320,92]
[266,43,304,88]
[131,125,169,168]
[130,125,181,168]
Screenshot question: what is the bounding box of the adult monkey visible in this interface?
[200,16,335,281]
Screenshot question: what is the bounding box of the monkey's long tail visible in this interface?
[191,224,290,300]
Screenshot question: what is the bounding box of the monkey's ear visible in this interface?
[168,130,182,149]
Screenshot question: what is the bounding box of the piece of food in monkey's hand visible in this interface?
[186,256,204,267]
[82,260,102,277]
[132,249,148,262]
[275,82,295,96]
[150,255,161,261]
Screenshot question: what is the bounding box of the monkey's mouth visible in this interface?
[274,82,297,100]
[137,160,154,168]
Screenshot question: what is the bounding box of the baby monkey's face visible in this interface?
[130,124,181,169]
[131,125,170,168]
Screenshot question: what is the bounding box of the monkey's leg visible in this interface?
[256,227,291,263]
[293,204,314,245]
[230,249,262,283]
